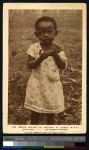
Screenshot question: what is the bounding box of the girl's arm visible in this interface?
[47,43,67,69]
[53,51,66,69]
[48,48,66,69]
[27,52,48,69]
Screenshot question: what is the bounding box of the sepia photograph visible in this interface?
[3,3,86,134]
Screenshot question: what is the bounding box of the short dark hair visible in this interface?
[35,16,57,30]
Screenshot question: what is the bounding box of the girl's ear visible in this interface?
[34,31,38,37]
[55,30,58,36]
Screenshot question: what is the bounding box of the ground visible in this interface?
[8,11,82,125]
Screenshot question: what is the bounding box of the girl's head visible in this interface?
[34,16,58,45]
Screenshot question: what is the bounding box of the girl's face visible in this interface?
[35,21,58,45]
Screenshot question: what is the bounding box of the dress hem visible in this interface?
[24,104,65,114]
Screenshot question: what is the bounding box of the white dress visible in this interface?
[24,42,67,113]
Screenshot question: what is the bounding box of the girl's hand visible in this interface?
[47,47,58,56]
[39,52,49,60]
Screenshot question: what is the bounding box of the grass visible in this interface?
[8,13,82,125]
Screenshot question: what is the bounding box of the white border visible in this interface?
[3,3,87,134]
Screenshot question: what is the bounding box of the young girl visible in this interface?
[24,16,67,125]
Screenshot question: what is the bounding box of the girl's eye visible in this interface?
[48,31,54,34]
[38,31,44,35]
[38,31,54,35]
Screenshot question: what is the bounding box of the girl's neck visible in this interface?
[40,42,52,51]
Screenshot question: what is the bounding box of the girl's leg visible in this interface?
[47,112,65,125]
[31,111,39,125]
[47,114,56,125]
[31,111,64,125]
[38,113,47,125]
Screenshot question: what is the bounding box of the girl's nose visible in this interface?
[44,32,48,37]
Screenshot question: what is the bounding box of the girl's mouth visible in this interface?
[43,39,51,42]
[44,38,49,40]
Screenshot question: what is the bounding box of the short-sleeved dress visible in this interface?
[24,42,67,113]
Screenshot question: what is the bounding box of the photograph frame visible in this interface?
[3,3,87,134]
